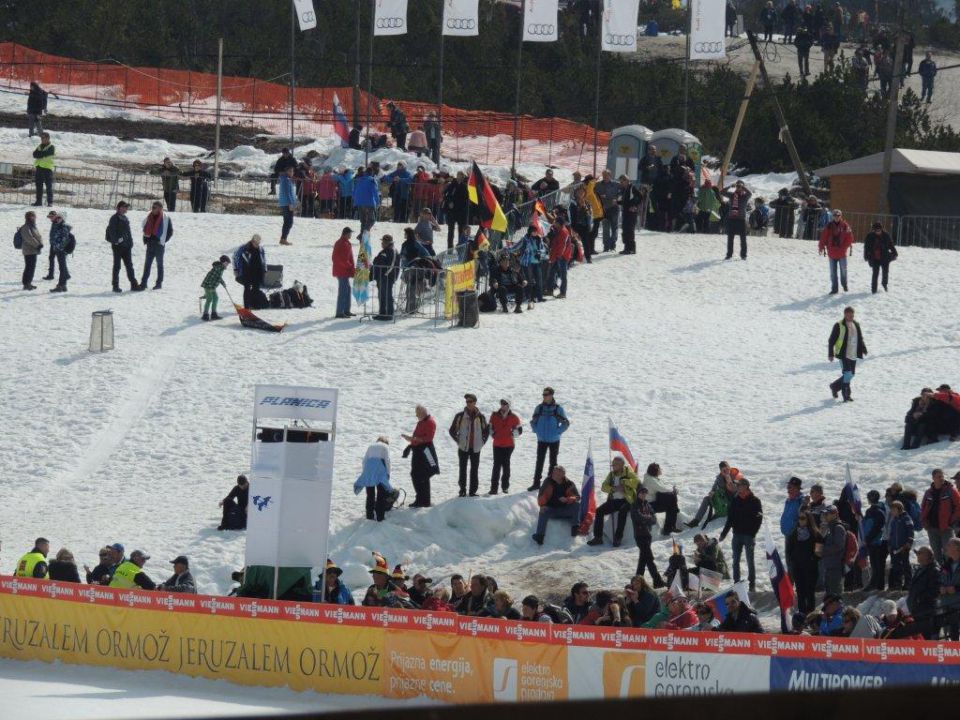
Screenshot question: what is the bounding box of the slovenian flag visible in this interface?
[333,92,350,148]
[764,523,795,632]
[845,463,868,568]
[577,449,597,537]
[608,421,638,472]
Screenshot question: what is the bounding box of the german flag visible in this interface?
[467,161,508,232]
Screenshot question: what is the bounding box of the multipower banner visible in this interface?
[1,578,958,701]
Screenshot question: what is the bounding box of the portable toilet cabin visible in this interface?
[606,125,653,183]
[650,128,704,189]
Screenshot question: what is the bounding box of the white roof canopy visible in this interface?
[816,149,960,177]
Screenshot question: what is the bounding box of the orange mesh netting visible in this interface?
[0,43,608,172]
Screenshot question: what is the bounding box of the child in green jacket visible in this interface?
[201,255,231,321]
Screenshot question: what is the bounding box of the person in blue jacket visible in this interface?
[528,387,570,492]
[863,489,889,590]
[317,559,355,605]
[514,225,545,308]
[353,168,381,232]
[888,500,915,590]
[780,476,807,538]
[278,165,297,245]
[354,437,394,522]
[382,162,413,223]
[335,167,355,219]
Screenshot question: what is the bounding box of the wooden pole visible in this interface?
[746,30,812,196]
[719,61,760,189]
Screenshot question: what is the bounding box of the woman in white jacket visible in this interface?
[354,437,394,522]
[641,463,680,536]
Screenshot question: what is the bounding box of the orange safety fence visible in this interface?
[0,43,608,172]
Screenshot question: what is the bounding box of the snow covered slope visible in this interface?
[2,205,958,604]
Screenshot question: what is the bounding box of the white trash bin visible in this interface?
[89,310,115,352]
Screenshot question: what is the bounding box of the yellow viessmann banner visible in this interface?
[444,260,476,319]
[0,593,385,695]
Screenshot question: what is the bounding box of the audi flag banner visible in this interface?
[601,0,639,53]
[293,0,317,31]
[689,0,726,60]
[374,0,408,36]
[443,0,479,37]
[523,0,559,42]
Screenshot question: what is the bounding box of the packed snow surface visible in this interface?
[1,205,958,714]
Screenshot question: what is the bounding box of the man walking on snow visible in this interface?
[828,306,867,402]
[819,209,854,294]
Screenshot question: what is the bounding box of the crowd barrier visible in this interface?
[1,576,958,702]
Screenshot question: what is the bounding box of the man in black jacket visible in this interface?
[827,306,867,402]
[105,201,139,293]
[908,546,941,637]
[718,594,763,633]
[489,255,527,314]
[903,387,933,450]
[617,175,643,255]
[269,148,298,195]
[863,221,897,293]
[386,102,408,150]
[27,82,48,137]
[218,475,249,530]
[159,556,197,593]
[720,477,763,591]
[371,234,399,320]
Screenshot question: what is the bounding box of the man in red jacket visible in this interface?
[819,209,854,294]
[920,468,960,564]
[547,219,571,299]
[488,399,522,495]
[332,227,356,318]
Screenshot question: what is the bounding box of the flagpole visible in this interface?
[592,13,602,176]
[683,0,691,131]
[289,0,296,145]
[437,0,445,125]
[353,1,362,127]
[366,0,375,167]
[511,0,525,179]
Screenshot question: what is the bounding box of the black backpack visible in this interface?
[541,603,574,624]
[64,232,77,255]
[13,229,22,249]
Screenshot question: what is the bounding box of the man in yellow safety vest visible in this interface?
[32,131,55,207]
[109,549,156,590]
[15,537,50,579]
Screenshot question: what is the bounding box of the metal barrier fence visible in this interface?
[784,208,958,250]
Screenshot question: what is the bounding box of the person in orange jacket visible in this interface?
[819,208,854,294]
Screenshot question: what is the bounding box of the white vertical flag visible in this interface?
[293,0,317,31]
[601,0,639,53]
[374,0,408,36]
[689,0,726,60]
[523,0,559,42]
[443,0,479,37]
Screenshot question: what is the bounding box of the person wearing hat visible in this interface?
[159,556,196,594]
[15,210,43,291]
[332,227,356,318]
[200,254,232,321]
[109,550,156,590]
[819,594,845,636]
[365,552,409,606]
[15,537,49,579]
[103,542,126,580]
[105,201,139,293]
[449,394,490,497]
[528,387,570,492]
[187,159,211,214]
[234,233,266,310]
[32,131,55,207]
[488,399,522,495]
[632,485,665,586]
[385,101,408,150]
[354,437,394,522]
[819,504,848,596]
[719,476,763,592]
[827,306,867,402]
[862,489,889,590]
[45,210,73,292]
[780,476,808,539]
[318,559,355,605]
[407,573,433,607]
[863,220,897,293]
[139,200,174,290]
[371,234,399,321]
[382,162,413,222]
[818,209,854,294]
[277,164,297,244]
